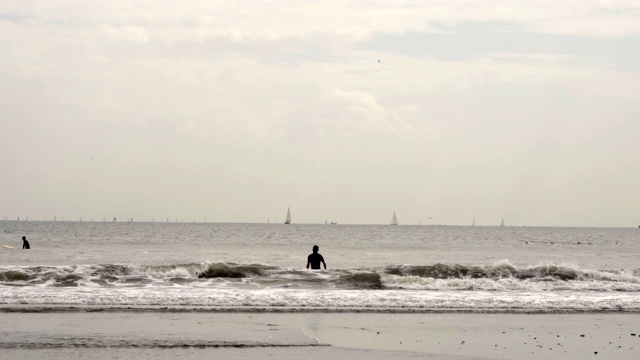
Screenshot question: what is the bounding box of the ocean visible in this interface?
[2,221,639,313]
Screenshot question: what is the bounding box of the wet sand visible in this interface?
[0,311,638,359]
[306,313,640,359]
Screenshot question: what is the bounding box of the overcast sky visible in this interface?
[1,1,639,226]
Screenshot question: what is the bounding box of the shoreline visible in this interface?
[1,311,638,359]
[1,304,639,314]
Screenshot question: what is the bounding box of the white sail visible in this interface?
[285,207,291,224]
[391,212,398,225]
[500,218,505,227]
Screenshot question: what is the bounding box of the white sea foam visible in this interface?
[1,287,639,312]
[2,260,640,292]
[380,274,640,292]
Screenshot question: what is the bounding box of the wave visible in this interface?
[2,288,640,313]
[2,260,640,312]
[1,260,639,292]
[384,261,638,281]
[197,263,278,278]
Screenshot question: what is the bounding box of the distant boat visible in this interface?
[284,207,291,224]
[500,218,505,227]
[472,218,475,226]
[391,212,398,225]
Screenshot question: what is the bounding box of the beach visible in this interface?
[1,222,639,359]
[3,0,640,357]
[1,310,639,359]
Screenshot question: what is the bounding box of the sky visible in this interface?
[1,1,639,226]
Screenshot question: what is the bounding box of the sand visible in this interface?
[0,311,638,359]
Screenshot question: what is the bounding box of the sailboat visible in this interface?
[472,218,475,226]
[391,212,398,225]
[500,218,505,227]
[284,207,291,224]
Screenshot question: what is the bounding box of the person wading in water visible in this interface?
[306,245,326,270]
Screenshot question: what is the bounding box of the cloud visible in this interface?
[1,0,639,225]
[314,89,417,136]
[98,25,150,43]
[3,1,640,46]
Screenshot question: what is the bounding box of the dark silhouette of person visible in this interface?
[306,245,326,270]
[22,236,30,249]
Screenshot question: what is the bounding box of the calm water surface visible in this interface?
[2,221,637,268]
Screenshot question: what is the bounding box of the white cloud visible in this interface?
[0,0,639,225]
[316,89,416,136]
[3,1,640,45]
[98,25,150,43]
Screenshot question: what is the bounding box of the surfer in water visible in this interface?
[22,236,30,249]
[306,245,326,270]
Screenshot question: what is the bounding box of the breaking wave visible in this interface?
[0,260,639,292]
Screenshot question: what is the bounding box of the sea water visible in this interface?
[1,221,639,312]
